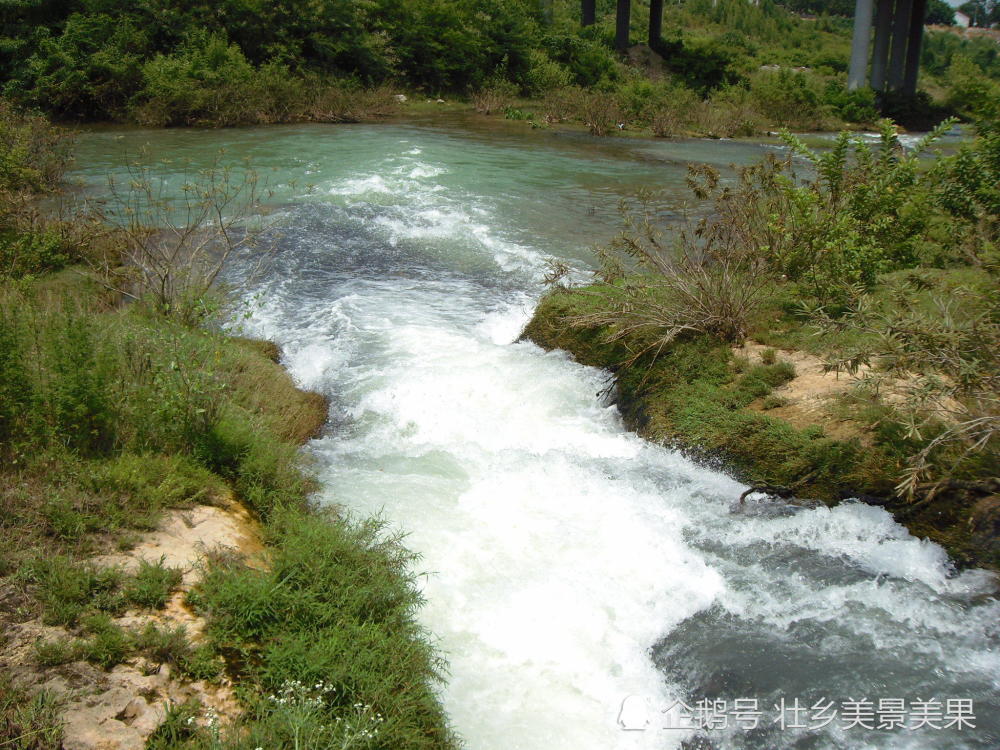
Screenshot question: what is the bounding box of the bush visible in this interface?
[749,69,827,129]
[560,184,774,353]
[0,100,72,194]
[124,558,183,609]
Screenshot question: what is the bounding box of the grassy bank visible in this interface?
[523,119,999,570]
[1,104,457,749]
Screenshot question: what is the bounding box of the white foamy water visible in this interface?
[71,124,998,749]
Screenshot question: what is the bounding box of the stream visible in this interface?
[71,118,999,750]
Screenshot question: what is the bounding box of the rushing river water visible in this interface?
[72,119,999,750]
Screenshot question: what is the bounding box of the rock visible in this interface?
[435,98,445,104]
[970,495,1000,562]
[393,94,407,103]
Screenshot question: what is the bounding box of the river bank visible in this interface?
[522,282,1000,572]
[0,259,457,748]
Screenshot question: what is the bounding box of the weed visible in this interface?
[24,557,125,626]
[78,614,131,670]
[34,639,78,668]
[762,395,788,410]
[0,677,62,750]
[124,558,183,610]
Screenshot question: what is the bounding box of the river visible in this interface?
[70,118,999,750]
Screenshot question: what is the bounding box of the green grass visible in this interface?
[189,509,457,750]
[124,559,184,610]
[0,677,62,750]
[1,269,453,746]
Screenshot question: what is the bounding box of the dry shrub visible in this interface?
[651,108,684,137]
[579,90,621,136]
[691,91,762,138]
[471,80,517,115]
[303,83,401,123]
[541,86,583,123]
[96,151,273,323]
[565,185,773,361]
[814,289,1000,500]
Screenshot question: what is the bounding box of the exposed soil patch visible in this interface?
[736,341,870,442]
[0,497,263,750]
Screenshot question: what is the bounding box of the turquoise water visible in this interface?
[70,120,999,750]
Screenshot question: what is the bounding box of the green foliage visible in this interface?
[749,68,828,128]
[76,613,132,670]
[821,84,879,124]
[926,0,957,25]
[0,0,935,128]
[0,677,63,750]
[136,32,256,127]
[772,119,955,305]
[124,558,183,609]
[0,99,71,193]
[932,111,1000,243]
[945,54,1000,119]
[21,556,125,626]
[922,29,1000,81]
[0,229,72,280]
[192,511,457,749]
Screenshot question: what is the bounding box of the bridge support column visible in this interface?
[887,0,913,91]
[848,0,875,90]
[582,0,595,27]
[649,0,664,52]
[870,0,893,90]
[616,0,631,52]
[903,0,926,94]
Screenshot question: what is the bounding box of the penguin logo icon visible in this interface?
[617,694,651,731]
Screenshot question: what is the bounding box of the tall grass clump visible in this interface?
[0,678,62,750]
[191,511,458,749]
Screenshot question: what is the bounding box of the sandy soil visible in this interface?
[735,341,870,442]
[0,497,262,750]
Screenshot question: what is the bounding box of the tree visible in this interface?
[926,0,956,24]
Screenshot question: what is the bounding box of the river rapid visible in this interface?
[71,119,999,750]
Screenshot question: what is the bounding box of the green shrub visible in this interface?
[24,556,125,626]
[135,31,256,127]
[35,639,79,668]
[78,614,132,670]
[0,99,71,193]
[124,558,183,610]
[194,511,456,749]
[749,69,827,128]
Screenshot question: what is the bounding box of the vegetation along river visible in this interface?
[70,120,999,750]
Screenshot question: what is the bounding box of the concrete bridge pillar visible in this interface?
[887,0,914,91]
[849,0,926,94]
[848,0,875,90]
[870,0,894,91]
[903,0,927,95]
[649,0,664,51]
[616,0,631,52]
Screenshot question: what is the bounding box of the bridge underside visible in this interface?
[849,0,927,95]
